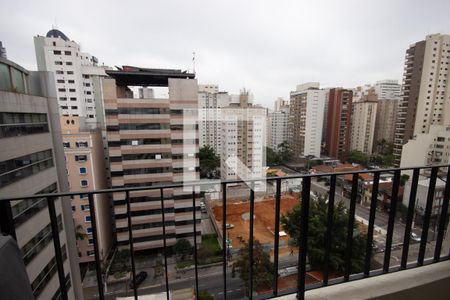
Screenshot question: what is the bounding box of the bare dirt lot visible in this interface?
[212,194,299,248]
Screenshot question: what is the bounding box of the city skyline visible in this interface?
[2,0,450,108]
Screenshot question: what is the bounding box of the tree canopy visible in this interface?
[235,239,274,295]
[266,141,293,165]
[199,145,220,178]
[173,238,193,258]
[281,194,368,273]
[346,150,368,166]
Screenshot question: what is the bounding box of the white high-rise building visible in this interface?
[350,97,378,154]
[288,83,326,158]
[394,33,450,166]
[221,91,266,181]
[374,80,402,100]
[34,29,108,128]
[198,84,231,152]
[268,105,289,150]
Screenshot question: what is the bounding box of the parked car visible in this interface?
[225,223,234,229]
[129,271,148,289]
[410,232,421,242]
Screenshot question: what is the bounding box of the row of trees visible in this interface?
[346,139,395,167]
[199,145,220,178]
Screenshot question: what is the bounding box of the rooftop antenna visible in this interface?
[52,17,58,30]
[192,51,196,74]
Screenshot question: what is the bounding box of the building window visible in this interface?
[55,61,63,65]
[79,167,87,174]
[64,51,71,55]
[85,216,91,222]
[76,141,88,148]
[88,239,94,245]
[0,112,49,138]
[86,227,93,234]
[72,206,76,212]
[80,180,88,187]
[63,142,70,148]
[56,70,64,74]
[81,204,90,211]
[67,71,74,75]
[75,155,87,162]
[66,61,73,66]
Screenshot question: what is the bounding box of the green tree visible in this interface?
[198,290,214,300]
[266,147,281,165]
[278,141,293,162]
[346,150,368,166]
[400,174,410,186]
[235,239,274,295]
[174,238,193,258]
[199,145,220,178]
[281,194,368,273]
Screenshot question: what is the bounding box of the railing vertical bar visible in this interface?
[88,193,105,300]
[125,191,138,300]
[0,200,16,240]
[249,182,255,299]
[434,167,450,261]
[344,173,359,281]
[192,189,199,299]
[401,168,420,269]
[418,167,438,265]
[364,171,380,277]
[383,170,401,273]
[297,177,311,300]
[221,182,227,300]
[46,196,68,300]
[160,188,170,300]
[272,178,282,296]
[323,174,336,285]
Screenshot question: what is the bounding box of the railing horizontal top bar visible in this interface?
[1,164,447,202]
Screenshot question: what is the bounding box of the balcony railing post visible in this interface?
[364,171,380,277]
[221,182,227,300]
[401,168,420,269]
[160,188,170,300]
[88,193,105,300]
[125,191,138,300]
[272,178,282,296]
[383,170,401,273]
[434,167,450,261]
[345,173,359,281]
[0,200,16,240]
[192,189,199,299]
[249,182,255,299]
[418,167,438,265]
[46,196,68,300]
[323,174,336,285]
[297,177,311,300]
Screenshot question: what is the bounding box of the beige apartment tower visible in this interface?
[103,66,200,251]
[350,90,378,154]
[61,116,112,263]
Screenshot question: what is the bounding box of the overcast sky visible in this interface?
[1,0,449,108]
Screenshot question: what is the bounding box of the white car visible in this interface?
[411,232,421,242]
[226,223,235,229]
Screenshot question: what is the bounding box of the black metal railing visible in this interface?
[1,165,450,300]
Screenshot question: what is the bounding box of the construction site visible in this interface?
[211,193,299,249]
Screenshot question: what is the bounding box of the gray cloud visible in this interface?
[1,0,449,107]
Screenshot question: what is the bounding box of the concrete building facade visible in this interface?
[104,66,201,250]
[198,84,231,153]
[0,57,80,299]
[350,98,378,154]
[374,80,402,100]
[61,116,112,263]
[288,83,326,159]
[374,98,399,145]
[394,34,450,166]
[221,91,266,181]
[325,88,353,159]
[268,104,289,150]
[34,29,108,129]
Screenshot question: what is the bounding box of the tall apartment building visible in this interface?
[103,66,200,250]
[350,91,378,154]
[61,116,112,264]
[274,97,289,112]
[325,88,353,159]
[374,98,399,145]
[268,105,289,150]
[394,34,450,166]
[0,57,81,299]
[198,84,231,152]
[34,29,108,128]
[288,83,326,159]
[0,41,6,59]
[221,91,266,181]
[374,80,402,100]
